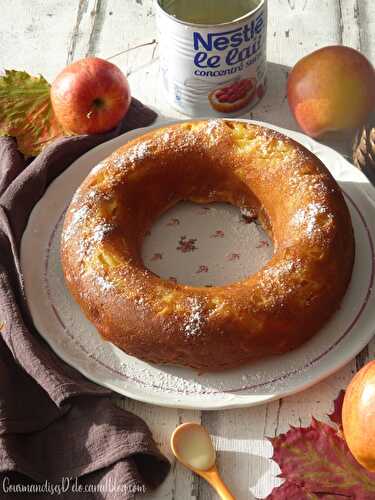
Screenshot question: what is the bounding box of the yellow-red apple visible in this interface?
[51,57,131,134]
[288,46,375,137]
[342,360,375,472]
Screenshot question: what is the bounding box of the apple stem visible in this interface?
[106,39,157,61]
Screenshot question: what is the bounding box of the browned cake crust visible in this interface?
[60,120,355,371]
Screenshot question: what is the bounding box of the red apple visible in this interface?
[288,46,375,137]
[51,57,131,134]
[342,360,375,472]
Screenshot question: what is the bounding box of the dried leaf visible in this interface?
[266,417,375,499]
[265,480,338,499]
[327,390,345,429]
[0,69,66,156]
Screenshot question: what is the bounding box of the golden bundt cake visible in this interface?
[61,120,354,371]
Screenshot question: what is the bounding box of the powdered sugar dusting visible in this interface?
[90,160,107,176]
[90,223,114,244]
[112,141,151,168]
[205,119,222,145]
[205,119,222,133]
[62,206,89,242]
[184,297,204,337]
[96,275,114,291]
[119,362,222,395]
[292,202,330,236]
[160,130,171,143]
[72,221,114,263]
[70,206,89,225]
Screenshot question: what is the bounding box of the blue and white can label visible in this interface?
[156,0,267,117]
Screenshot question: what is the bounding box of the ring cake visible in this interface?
[61,120,355,371]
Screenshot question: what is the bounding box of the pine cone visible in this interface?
[353,115,375,185]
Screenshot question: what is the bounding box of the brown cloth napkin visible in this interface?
[0,98,170,499]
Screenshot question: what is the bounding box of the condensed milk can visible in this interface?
[156,0,267,117]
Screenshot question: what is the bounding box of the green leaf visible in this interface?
[0,69,67,156]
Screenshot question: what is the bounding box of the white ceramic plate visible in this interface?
[21,118,375,410]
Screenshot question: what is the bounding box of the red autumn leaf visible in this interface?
[0,69,68,156]
[264,416,375,499]
[327,389,345,429]
[265,480,337,499]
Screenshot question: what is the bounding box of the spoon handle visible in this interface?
[214,477,236,500]
[202,467,236,500]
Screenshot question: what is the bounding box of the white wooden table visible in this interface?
[2,1,375,498]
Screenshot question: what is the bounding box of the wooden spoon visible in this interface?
[171,422,235,500]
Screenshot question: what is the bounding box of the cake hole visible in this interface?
[142,202,273,287]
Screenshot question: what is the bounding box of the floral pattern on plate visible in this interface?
[142,201,273,287]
